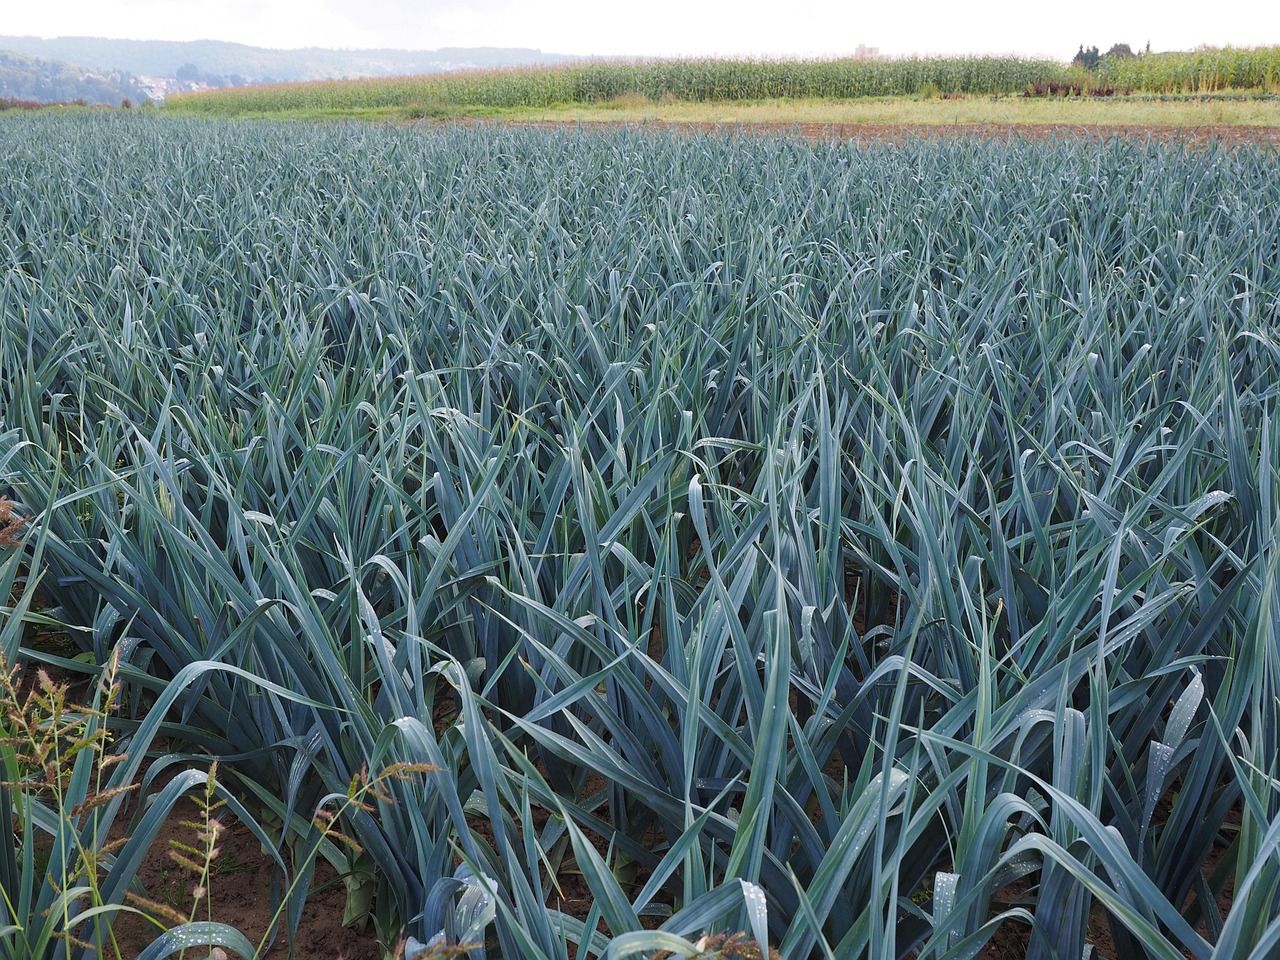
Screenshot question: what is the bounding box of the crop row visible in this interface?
[166,55,1071,115]
[165,48,1280,118]
[1097,45,1280,93]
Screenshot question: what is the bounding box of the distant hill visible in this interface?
[0,36,574,89]
[0,49,144,105]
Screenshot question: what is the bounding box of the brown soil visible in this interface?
[503,119,1280,148]
[108,794,383,960]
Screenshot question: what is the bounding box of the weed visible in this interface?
[0,648,136,958]
[653,932,781,960]
[0,498,28,549]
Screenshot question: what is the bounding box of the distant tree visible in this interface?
[175,62,201,82]
[0,50,145,105]
[1104,43,1137,59]
[1072,45,1101,71]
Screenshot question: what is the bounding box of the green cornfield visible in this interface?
[1097,45,1280,93]
[2,113,1280,960]
[166,56,1071,116]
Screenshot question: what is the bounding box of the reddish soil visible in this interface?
[504,119,1280,147]
[109,795,383,960]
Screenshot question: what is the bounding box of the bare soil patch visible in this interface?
[109,795,382,960]
[501,119,1280,147]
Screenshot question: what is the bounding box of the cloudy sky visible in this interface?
[8,0,1277,59]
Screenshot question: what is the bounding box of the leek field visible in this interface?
[2,113,1280,959]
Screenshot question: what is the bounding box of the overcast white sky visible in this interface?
[7,0,1278,60]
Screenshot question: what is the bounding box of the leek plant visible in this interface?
[1,112,1278,958]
